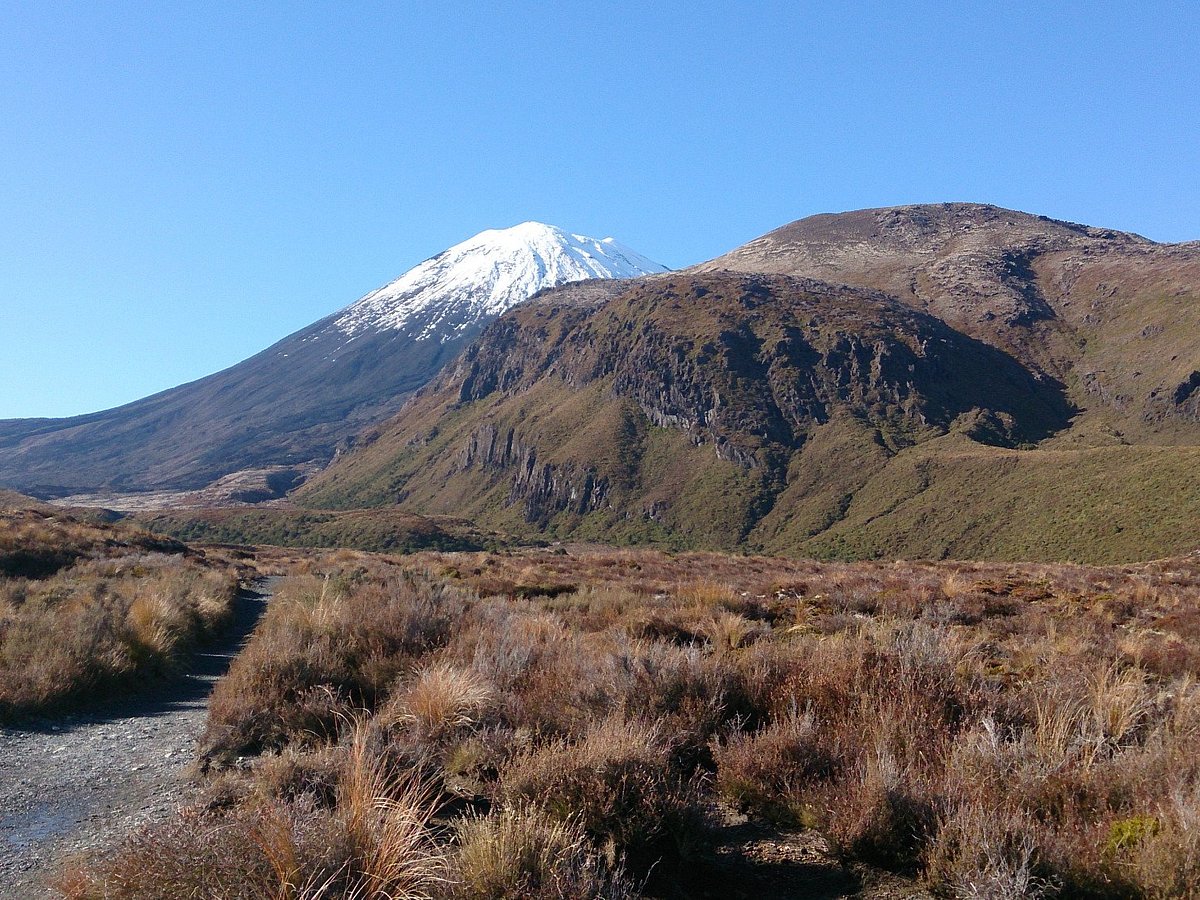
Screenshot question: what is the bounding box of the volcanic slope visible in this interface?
[299,206,1200,564]
[698,203,1200,439]
[0,223,665,498]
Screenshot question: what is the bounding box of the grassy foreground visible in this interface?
[66,546,1200,898]
[0,506,238,719]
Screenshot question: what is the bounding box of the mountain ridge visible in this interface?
[298,203,1200,563]
[697,202,1200,435]
[0,223,666,498]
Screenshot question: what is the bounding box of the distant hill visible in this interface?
[297,204,1200,563]
[0,223,665,498]
[698,203,1200,437]
[135,506,491,554]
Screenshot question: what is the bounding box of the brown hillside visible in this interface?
[698,203,1200,439]
[298,206,1200,562]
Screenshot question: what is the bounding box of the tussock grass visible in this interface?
[61,726,447,899]
[450,806,635,899]
[0,506,185,579]
[381,662,495,739]
[501,715,695,864]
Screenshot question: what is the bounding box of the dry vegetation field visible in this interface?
[0,506,239,719]
[60,544,1200,898]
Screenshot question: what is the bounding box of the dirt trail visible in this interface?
[0,576,278,898]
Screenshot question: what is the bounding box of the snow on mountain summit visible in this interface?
[332,222,668,341]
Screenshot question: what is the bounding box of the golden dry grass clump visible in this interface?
[450,805,636,900]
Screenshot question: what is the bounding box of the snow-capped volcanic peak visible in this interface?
[332,222,668,341]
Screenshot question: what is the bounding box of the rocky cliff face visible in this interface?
[454,421,611,523]
[451,273,1071,461]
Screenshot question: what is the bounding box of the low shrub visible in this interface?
[450,806,635,899]
[712,709,834,825]
[202,571,468,762]
[500,715,699,868]
[0,553,237,719]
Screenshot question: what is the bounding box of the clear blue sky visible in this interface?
[2,1,1197,418]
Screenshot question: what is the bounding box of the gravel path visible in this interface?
[0,576,277,898]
